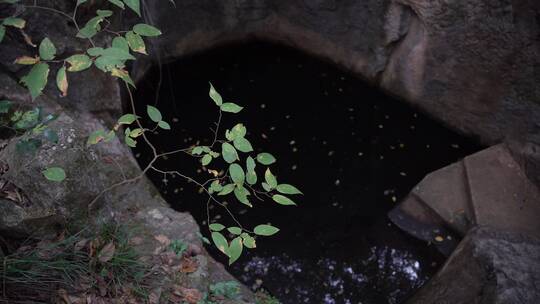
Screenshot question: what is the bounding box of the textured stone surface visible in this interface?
[390,144,540,255]
[407,226,540,304]
[0,68,253,302]
[139,0,540,186]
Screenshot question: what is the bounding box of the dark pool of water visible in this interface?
[130,41,482,304]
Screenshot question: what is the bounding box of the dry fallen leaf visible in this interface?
[154,234,171,246]
[98,242,115,263]
[176,287,202,304]
[180,257,199,273]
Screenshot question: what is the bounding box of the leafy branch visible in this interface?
[0,0,303,265]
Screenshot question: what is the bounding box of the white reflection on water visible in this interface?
[237,246,427,304]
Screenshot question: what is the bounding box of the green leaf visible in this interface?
[229,123,246,140]
[13,108,41,129]
[96,10,113,17]
[16,138,41,155]
[76,0,88,6]
[272,194,297,206]
[133,23,161,36]
[146,105,162,122]
[264,168,277,189]
[108,0,125,8]
[229,163,245,185]
[233,137,253,153]
[104,130,116,142]
[218,184,235,196]
[87,130,107,146]
[42,167,66,182]
[117,113,137,125]
[254,224,279,236]
[21,63,49,100]
[43,129,58,143]
[112,36,129,53]
[227,227,242,235]
[211,231,228,254]
[228,237,243,265]
[56,66,68,96]
[261,182,272,192]
[234,186,251,207]
[0,100,12,113]
[220,103,243,113]
[246,171,257,185]
[192,146,205,155]
[87,47,104,56]
[125,135,137,147]
[221,142,238,164]
[39,38,56,60]
[125,31,146,54]
[257,153,276,165]
[241,233,256,249]
[3,17,25,29]
[246,156,257,185]
[209,82,222,106]
[31,123,46,135]
[158,120,170,130]
[77,16,104,39]
[110,68,135,87]
[123,0,141,16]
[100,47,136,60]
[246,156,256,172]
[0,25,5,43]
[276,184,303,195]
[66,54,92,72]
[128,128,143,138]
[201,154,212,166]
[209,180,223,192]
[209,223,225,232]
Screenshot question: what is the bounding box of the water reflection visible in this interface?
[235,246,427,304]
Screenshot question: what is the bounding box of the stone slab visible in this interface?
[412,161,475,235]
[465,145,540,238]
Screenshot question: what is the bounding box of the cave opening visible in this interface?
[130,41,482,304]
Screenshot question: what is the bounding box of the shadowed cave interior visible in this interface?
[130,41,483,304]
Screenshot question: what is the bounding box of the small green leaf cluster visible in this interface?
[0,101,66,182]
[0,101,58,152]
[209,281,241,300]
[200,84,302,264]
[2,0,160,100]
[87,113,137,147]
[168,239,188,256]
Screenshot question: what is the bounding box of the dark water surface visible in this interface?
[131,42,482,304]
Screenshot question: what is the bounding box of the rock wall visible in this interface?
[139,0,540,185]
